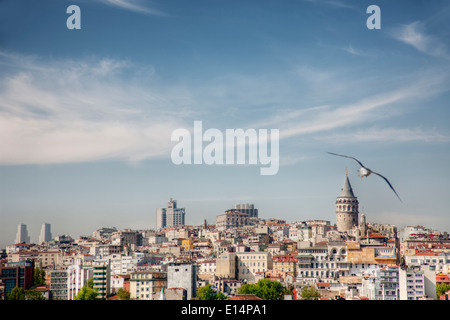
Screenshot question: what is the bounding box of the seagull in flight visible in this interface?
[327,152,402,202]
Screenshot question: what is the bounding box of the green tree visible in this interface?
[86,278,94,289]
[197,284,226,300]
[117,288,131,300]
[74,279,98,300]
[300,286,321,300]
[437,283,450,299]
[7,286,26,300]
[238,279,288,300]
[33,267,46,286]
[25,290,47,300]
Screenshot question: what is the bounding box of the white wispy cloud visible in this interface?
[391,21,449,59]
[302,0,356,10]
[0,52,189,165]
[1,50,448,166]
[319,127,450,144]
[249,68,450,144]
[99,0,169,16]
[276,86,423,140]
[342,45,378,58]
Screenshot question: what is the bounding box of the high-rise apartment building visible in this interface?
[15,223,30,244]
[399,265,436,300]
[67,259,93,300]
[156,198,185,230]
[93,261,111,300]
[39,223,52,244]
[49,269,68,300]
[156,208,166,230]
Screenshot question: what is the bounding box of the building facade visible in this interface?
[236,252,273,283]
[0,261,34,299]
[216,209,251,231]
[399,265,436,300]
[129,271,166,300]
[167,264,197,300]
[234,204,258,218]
[216,252,237,279]
[296,242,350,283]
[92,261,111,300]
[49,269,68,300]
[67,260,93,300]
[156,198,186,230]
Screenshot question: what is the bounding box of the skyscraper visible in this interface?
[15,223,31,244]
[156,208,167,231]
[156,198,185,230]
[39,223,52,244]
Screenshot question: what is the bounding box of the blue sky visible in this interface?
[0,0,449,248]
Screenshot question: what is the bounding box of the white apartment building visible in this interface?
[361,266,399,300]
[399,265,436,300]
[107,252,146,275]
[405,252,450,273]
[236,252,273,283]
[67,259,93,300]
[199,259,216,275]
[296,242,350,284]
[111,274,129,294]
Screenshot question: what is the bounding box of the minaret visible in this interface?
[336,171,359,233]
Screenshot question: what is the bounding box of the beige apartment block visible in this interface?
[129,271,167,300]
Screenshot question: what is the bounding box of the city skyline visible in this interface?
[3,171,447,248]
[1,0,450,249]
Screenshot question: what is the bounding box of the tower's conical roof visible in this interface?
[339,172,356,198]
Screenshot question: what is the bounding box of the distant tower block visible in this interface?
[15,223,31,244]
[336,172,359,233]
[39,223,52,244]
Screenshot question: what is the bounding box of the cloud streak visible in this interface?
[99,0,169,16]
[391,21,450,59]
[257,72,450,143]
[0,50,448,166]
[0,52,188,165]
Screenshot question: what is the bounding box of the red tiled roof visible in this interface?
[437,274,450,283]
[317,282,331,287]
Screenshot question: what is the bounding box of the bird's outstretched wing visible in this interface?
[327,152,366,168]
[371,171,402,202]
[327,151,402,202]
